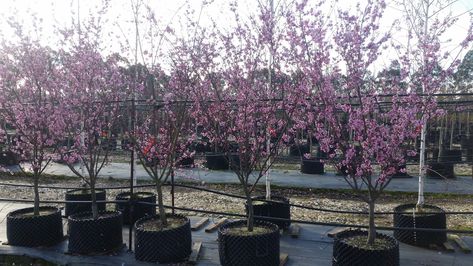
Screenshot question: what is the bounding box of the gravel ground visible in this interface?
[0,173,472,232]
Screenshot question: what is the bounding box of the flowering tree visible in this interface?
[311,0,425,245]
[132,65,195,226]
[396,0,473,208]
[0,35,66,215]
[59,42,126,220]
[192,1,299,232]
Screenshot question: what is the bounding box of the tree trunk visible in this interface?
[33,171,40,216]
[367,201,376,246]
[246,196,254,232]
[91,182,98,219]
[156,183,167,227]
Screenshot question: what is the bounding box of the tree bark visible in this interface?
[367,200,376,246]
[33,171,40,216]
[246,196,254,232]
[156,183,167,227]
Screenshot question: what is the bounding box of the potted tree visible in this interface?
[191,2,299,264]
[0,35,65,247]
[392,0,473,248]
[309,1,424,264]
[59,30,127,254]
[130,61,197,263]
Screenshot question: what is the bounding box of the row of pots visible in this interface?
[5,189,447,265]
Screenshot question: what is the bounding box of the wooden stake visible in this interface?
[327,227,350,238]
[205,218,228,233]
[188,241,202,264]
[442,241,455,253]
[288,224,300,238]
[449,234,472,253]
[279,253,289,266]
[191,217,209,231]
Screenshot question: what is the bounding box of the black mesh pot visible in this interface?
[393,203,446,247]
[332,229,399,266]
[301,159,324,174]
[427,163,455,179]
[0,151,19,166]
[134,214,192,263]
[115,192,156,225]
[247,196,291,230]
[67,210,123,254]
[7,206,63,247]
[65,189,106,217]
[205,153,229,170]
[218,220,280,266]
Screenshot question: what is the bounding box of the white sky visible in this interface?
[1,0,472,73]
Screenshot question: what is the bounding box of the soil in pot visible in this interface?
[65,189,106,217]
[67,210,123,254]
[218,220,280,266]
[205,153,229,170]
[393,203,446,247]
[134,214,192,263]
[7,206,63,247]
[333,229,399,266]
[301,159,324,175]
[115,192,156,225]
[249,195,291,230]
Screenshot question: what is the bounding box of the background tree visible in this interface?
[0,31,66,215]
[59,33,127,220]
[313,0,424,245]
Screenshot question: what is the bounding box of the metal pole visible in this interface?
[128,97,136,251]
[171,168,175,215]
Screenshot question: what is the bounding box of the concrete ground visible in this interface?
[0,202,472,265]
[40,162,473,194]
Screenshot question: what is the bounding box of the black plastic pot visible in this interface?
[7,206,63,247]
[393,203,446,247]
[439,149,462,163]
[248,196,291,230]
[332,229,399,266]
[65,189,106,217]
[67,210,123,254]
[218,220,280,266]
[177,156,194,168]
[0,150,19,166]
[426,162,455,179]
[301,159,324,174]
[289,144,310,157]
[193,141,212,153]
[134,214,192,263]
[205,153,229,170]
[115,192,156,225]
